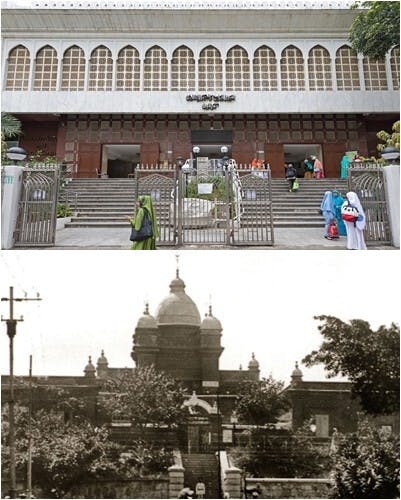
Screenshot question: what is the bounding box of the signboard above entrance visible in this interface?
[186,94,236,110]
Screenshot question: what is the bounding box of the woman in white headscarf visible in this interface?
[342,191,367,250]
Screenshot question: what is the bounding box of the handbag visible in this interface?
[130,208,153,241]
[341,201,359,222]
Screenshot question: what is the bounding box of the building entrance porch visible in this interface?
[101,144,140,178]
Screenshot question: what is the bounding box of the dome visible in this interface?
[291,361,303,378]
[97,350,108,366]
[136,303,157,329]
[201,305,222,331]
[248,352,259,369]
[84,356,96,376]
[155,271,201,326]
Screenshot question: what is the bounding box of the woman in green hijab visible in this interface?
[128,195,159,250]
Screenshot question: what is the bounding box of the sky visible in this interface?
[0,250,399,385]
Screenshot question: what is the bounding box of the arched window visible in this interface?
[253,46,277,91]
[116,46,140,91]
[226,46,250,91]
[6,45,30,90]
[363,56,388,90]
[88,45,113,91]
[199,46,222,91]
[335,45,360,90]
[61,46,85,91]
[33,45,57,91]
[390,46,400,90]
[280,45,304,91]
[308,45,332,90]
[143,46,168,91]
[171,46,195,91]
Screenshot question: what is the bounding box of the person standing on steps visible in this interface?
[195,479,206,499]
[320,191,336,239]
[340,153,350,179]
[311,155,325,178]
[285,163,297,192]
[342,191,367,250]
[332,189,347,236]
[303,158,314,179]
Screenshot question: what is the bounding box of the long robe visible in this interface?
[332,193,347,236]
[342,192,367,250]
[129,195,159,250]
[340,155,350,179]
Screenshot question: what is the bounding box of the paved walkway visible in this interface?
[47,226,395,250]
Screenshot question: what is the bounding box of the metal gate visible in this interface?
[348,164,391,245]
[134,165,274,247]
[134,168,177,246]
[14,165,60,247]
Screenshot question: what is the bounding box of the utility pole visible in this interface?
[27,355,33,499]
[1,286,41,499]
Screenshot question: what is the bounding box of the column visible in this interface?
[194,57,199,91]
[28,57,35,91]
[357,54,366,91]
[168,465,184,498]
[221,55,226,91]
[56,55,63,91]
[140,57,145,91]
[330,50,337,91]
[112,57,117,91]
[385,52,393,90]
[303,50,309,91]
[84,54,90,91]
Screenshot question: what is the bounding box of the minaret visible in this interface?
[131,301,159,367]
[200,303,224,392]
[96,350,109,378]
[248,352,260,381]
[291,361,303,386]
[84,356,96,378]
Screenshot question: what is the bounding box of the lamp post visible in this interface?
[6,146,27,165]
[230,411,238,447]
[220,146,230,173]
[1,286,41,498]
[192,146,200,172]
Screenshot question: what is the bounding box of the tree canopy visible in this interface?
[234,375,290,425]
[100,365,187,428]
[349,2,400,60]
[331,420,399,499]
[302,315,400,415]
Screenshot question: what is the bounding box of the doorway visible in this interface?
[284,144,322,177]
[102,144,140,178]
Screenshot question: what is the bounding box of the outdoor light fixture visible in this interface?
[381,146,400,163]
[175,156,185,169]
[192,146,200,155]
[220,145,228,155]
[6,146,27,162]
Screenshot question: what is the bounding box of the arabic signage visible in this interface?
[186,94,236,110]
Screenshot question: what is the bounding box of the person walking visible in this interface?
[320,191,336,239]
[340,154,350,179]
[312,155,325,178]
[285,163,297,192]
[332,189,347,236]
[342,191,367,250]
[128,194,159,250]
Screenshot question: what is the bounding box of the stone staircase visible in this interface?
[61,177,348,229]
[181,453,219,499]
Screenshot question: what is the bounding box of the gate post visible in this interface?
[1,166,24,249]
[177,170,183,245]
[225,171,231,245]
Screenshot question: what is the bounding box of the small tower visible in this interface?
[200,304,224,391]
[248,352,260,380]
[96,350,109,378]
[84,356,96,378]
[291,361,303,386]
[131,302,159,367]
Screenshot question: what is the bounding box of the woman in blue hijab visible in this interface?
[332,189,347,236]
[320,191,336,239]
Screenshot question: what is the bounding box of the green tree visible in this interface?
[349,2,400,60]
[1,112,22,160]
[303,316,400,415]
[377,120,400,152]
[330,420,399,499]
[1,405,121,498]
[100,365,187,428]
[231,421,330,478]
[234,375,290,425]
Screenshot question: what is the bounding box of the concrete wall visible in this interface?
[69,478,169,499]
[384,164,400,247]
[246,478,332,499]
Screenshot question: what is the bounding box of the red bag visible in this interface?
[328,220,339,239]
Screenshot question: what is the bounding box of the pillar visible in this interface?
[168,465,184,499]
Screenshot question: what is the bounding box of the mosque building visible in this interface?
[1,0,399,178]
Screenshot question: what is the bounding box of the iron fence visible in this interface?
[348,163,391,245]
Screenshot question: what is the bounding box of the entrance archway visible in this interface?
[102,144,140,178]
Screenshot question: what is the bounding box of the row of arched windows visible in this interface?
[5,43,399,92]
